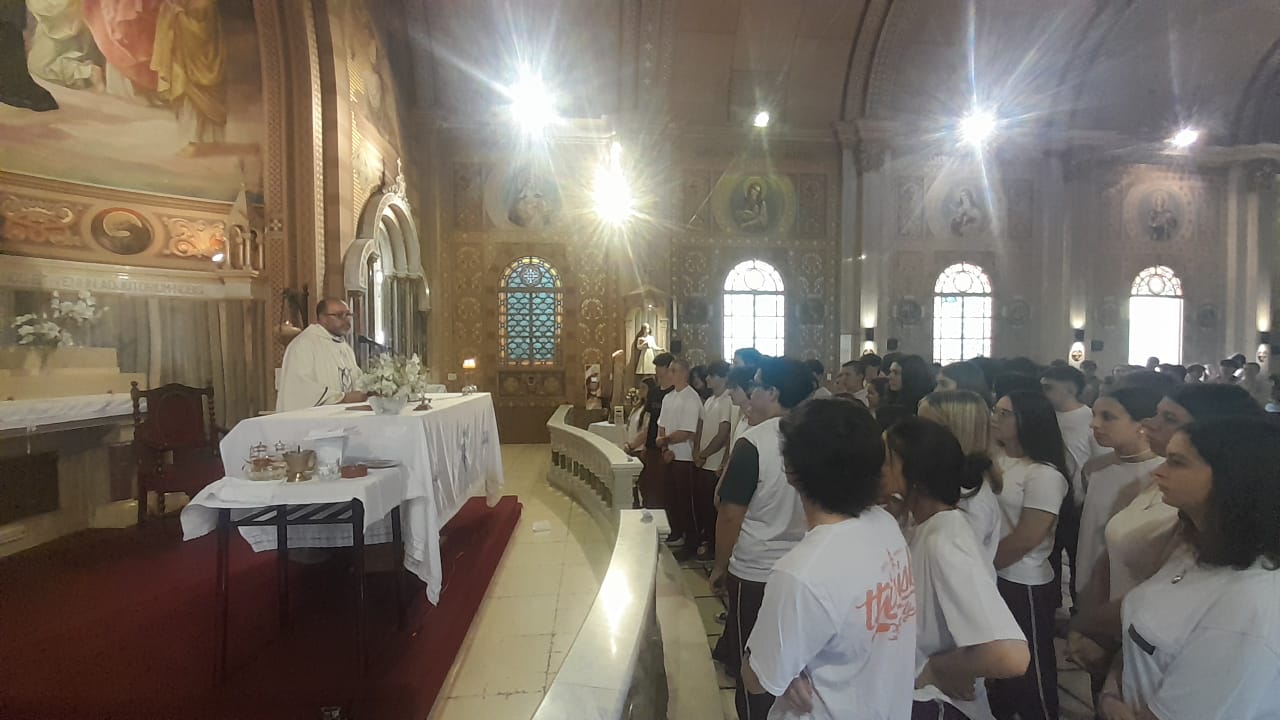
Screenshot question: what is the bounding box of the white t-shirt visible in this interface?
[699,392,736,469]
[1057,405,1103,504]
[748,509,916,720]
[812,386,833,400]
[957,480,1003,571]
[1075,455,1163,603]
[1104,483,1183,601]
[995,456,1068,586]
[658,385,702,462]
[1121,545,1280,720]
[727,417,806,583]
[852,387,869,406]
[910,510,1026,720]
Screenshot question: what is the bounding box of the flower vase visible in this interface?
[369,395,408,416]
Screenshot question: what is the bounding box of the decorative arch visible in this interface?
[342,173,429,358]
[499,256,563,367]
[932,262,993,364]
[1128,265,1184,365]
[722,259,785,359]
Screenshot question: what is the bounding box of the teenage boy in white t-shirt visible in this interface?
[657,358,703,550]
[694,360,734,559]
[713,357,814,720]
[1040,365,1103,609]
[743,398,916,720]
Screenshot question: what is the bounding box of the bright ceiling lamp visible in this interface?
[753,110,771,128]
[506,66,557,135]
[1167,127,1200,148]
[958,108,997,147]
[592,142,634,226]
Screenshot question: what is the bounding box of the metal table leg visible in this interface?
[215,508,230,685]
[352,502,366,672]
[275,505,289,628]
[391,507,405,629]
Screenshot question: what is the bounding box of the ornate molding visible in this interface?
[161,217,228,258]
[0,255,266,300]
[855,141,888,174]
[0,194,86,247]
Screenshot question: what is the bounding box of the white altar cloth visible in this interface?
[0,393,140,433]
[181,469,407,551]
[201,393,504,603]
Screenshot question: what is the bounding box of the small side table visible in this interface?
[214,501,405,683]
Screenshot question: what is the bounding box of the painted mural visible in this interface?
[0,0,263,202]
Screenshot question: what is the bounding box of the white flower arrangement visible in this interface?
[11,314,71,347]
[357,353,431,399]
[50,290,106,328]
[9,290,107,348]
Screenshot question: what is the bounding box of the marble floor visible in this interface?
[429,444,612,720]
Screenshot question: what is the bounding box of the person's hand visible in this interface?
[694,455,706,468]
[708,565,726,593]
[781,675,815,714]
[662,449,675,464]
[340,391,369,404]
[1098,693,1136,720]
[655,436,668,448]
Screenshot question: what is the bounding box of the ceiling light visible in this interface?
[958,109,997,147]
[1168,127,1199,148]
[506,67,557,135]
[753,110,771,128]
[592,141,634,226]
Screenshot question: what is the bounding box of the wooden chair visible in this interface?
[131,381,227,524]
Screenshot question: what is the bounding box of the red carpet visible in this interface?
[0,496,521,720]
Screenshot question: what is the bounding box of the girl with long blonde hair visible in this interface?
[918,390,1004,566]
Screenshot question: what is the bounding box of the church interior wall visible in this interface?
[668,134,841,369]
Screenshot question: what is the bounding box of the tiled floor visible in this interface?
[428,445,611,720]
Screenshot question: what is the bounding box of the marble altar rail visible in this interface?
[539,406,722,719]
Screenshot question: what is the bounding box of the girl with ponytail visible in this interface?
[882,418,1030,720]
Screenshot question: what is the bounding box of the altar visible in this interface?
[183,393,505,603]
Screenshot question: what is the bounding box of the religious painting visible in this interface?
[90,208,153,255]
[484,163,561,230]
[925,177,996,239]
[1125,184,1192,244]
[711,174,796,235]
[0,0,264,202]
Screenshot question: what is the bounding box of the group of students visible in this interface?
[622,348,1279,720]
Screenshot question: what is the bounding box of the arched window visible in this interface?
[1128,266,1183,365]
[723,259,785,359]
[499,256,563,366]
[932,262,993,364]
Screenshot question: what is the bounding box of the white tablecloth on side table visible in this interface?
[181,469,407,550]
[204,393,504,603]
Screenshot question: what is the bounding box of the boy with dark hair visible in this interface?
[693,360,734,558]
[804,358,832,399]
[712,357,813,718]
[1039,363,1101,611]
[657,357,701,551]
[834,359,869,404]
[742,400,915,719]
[860,352,883,379]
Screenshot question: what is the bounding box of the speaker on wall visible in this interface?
[1091,340,1104,352]
[670,339,683,355]
[887,338,900,352]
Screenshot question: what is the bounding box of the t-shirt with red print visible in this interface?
[747,507,917,720]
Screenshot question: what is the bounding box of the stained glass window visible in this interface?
[1129,266,1183,365]
[932,262,993,364]
[499,256,562,366]
[723,259,785,359]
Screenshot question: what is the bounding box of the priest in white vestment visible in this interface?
[276,298,368,411]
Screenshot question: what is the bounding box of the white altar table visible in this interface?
[187,393,503,603]
[0,393,141,436]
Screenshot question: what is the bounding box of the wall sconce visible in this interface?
[1073,328,1086,342]
[1258,332,1272,366]
[461,357,478,394]
[864,328,875,342]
